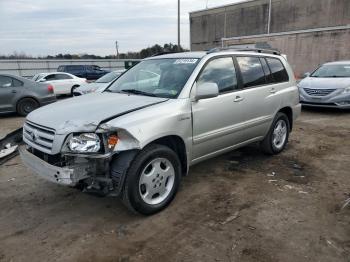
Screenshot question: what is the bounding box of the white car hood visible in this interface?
[27,92,168,134]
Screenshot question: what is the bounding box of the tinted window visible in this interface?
[198,57,238,93]
[57,66,64,72]
[0,76,13,88]
[66,65,84,71]
[56,74,72,80]
[44,74,58,81]
[260,58,274,84]
[237,56,266,88]
[266,58,289,82]
[12,78,23,87]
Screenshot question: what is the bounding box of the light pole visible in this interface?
[115,41,119,59]
[177,0,181,50]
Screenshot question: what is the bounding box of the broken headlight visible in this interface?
[68,133,101,153]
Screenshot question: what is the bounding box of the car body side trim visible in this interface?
[193,115,272,145]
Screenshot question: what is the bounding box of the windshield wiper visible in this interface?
[121,89,157,97]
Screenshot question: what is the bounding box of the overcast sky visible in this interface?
[0,0,244,56]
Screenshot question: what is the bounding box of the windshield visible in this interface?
[96,71,123,83]
[106,58,199,98]
[32,73,45,81]
[311,64,350,78]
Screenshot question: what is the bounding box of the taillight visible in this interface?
[47,84,54,93]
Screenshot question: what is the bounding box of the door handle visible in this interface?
[234,96,244,102]
[270,88,277,94]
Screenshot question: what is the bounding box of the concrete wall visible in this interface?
[190,0,350,50]
[224,29,350,77]
[189,0,350,77]
[0,59,140,78]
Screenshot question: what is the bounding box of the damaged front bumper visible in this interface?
[19,146,105,186]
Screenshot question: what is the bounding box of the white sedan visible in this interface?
[32,72,87,95]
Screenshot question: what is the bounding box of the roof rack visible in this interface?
[207,47,281,56]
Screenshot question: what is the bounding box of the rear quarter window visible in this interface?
[266,58,289,83]
[12,78,23,87]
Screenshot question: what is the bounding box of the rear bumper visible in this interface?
[19,146,85,186]
[292,103,302,120]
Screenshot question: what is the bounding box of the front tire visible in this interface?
[71,85,79,96]
[122,144,181,215]
[260,112,290,155]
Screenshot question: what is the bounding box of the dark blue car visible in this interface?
[57,65,110,80]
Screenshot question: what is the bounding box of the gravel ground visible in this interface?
[0,108,349,262]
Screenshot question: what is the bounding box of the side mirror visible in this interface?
[195,82,219,101]
[303,72,311,78]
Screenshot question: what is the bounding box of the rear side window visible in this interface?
[0,76,13,87]
[236,56,266,88]
[57,66,64,72]
[12,78,23,87]
[198,57,238,93]
[0,76,23,87]
[45,74,58,81]
[66,65,84,71]
[266,58,289,83]
[56,74,72,80]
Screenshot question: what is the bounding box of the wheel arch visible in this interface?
[148,135,188,176]
[16,96,40,110]
[278,106,293,131]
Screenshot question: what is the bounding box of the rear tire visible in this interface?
[260,112,290,155]
[122,144,181,215]
[17,98,39,116]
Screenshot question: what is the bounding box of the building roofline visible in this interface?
[189,0,257,15]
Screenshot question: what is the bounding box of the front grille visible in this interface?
[301,101,336,106]
[303,88,336,96]
[23,121,55,153]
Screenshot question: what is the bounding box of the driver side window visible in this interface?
[197,57,238,93]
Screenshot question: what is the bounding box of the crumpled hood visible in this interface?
[27,93,167,134]
[299,77,350,89]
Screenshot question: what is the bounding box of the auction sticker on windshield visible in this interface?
[174,59,198,64]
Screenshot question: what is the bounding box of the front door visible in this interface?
[191,56,244,161]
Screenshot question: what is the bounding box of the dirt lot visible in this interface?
[0,108,349,262]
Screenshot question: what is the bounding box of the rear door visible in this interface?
[55,73,74,94]
[232,56,284,140]
[0,76,24,113]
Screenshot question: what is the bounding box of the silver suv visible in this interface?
[20,49,301,215]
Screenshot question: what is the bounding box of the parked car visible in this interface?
[32,72,87,96]
[73,70,126,96]
[57,65,110,80]
[20,49,301,215]
[298,61,350,109]
[0,74,56,116]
